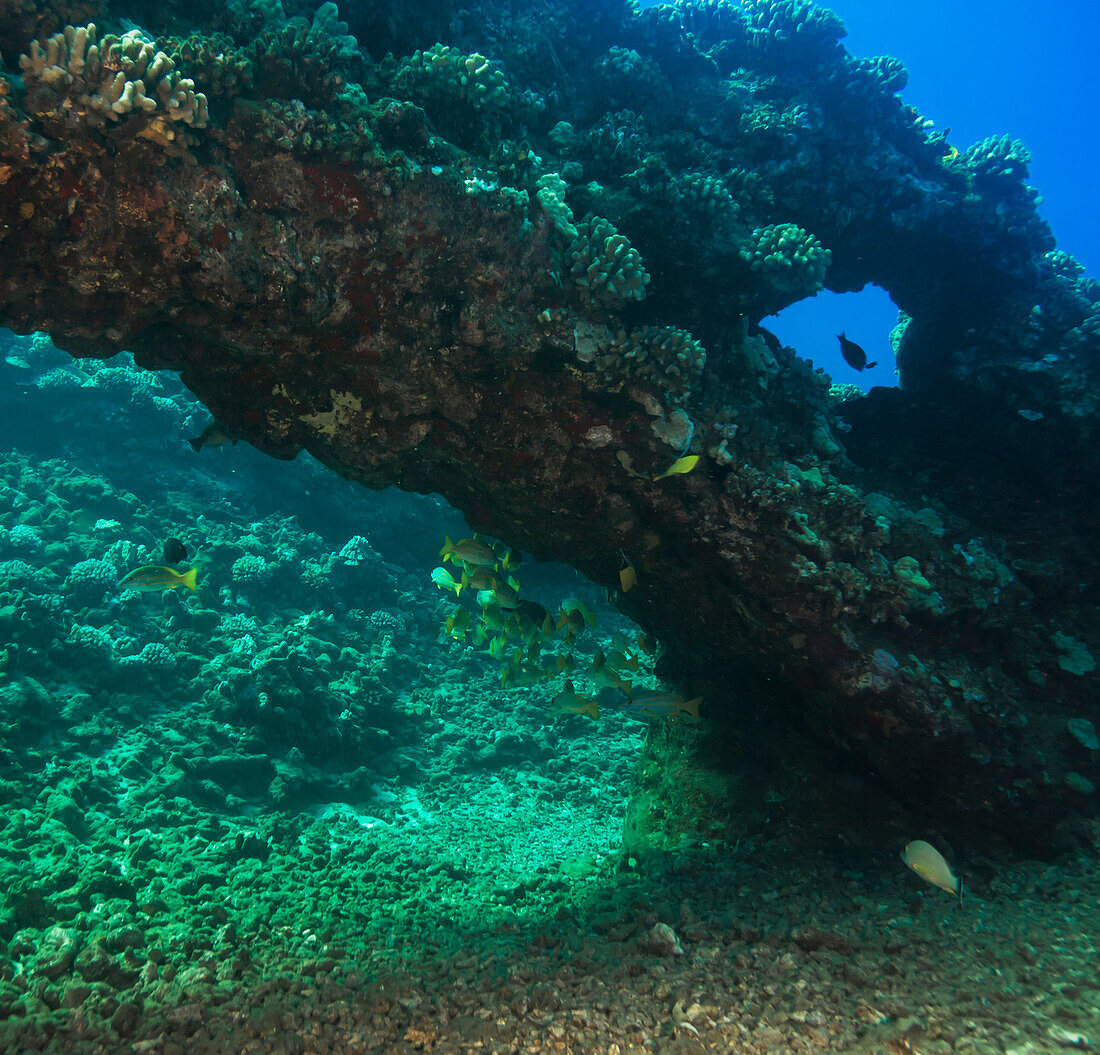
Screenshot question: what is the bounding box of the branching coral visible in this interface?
[586,325,707,405]
[19,21,207,129]
[19,23,208,151]
[396,43,511,117]
[568,214,650,306]
[739,222,830,312]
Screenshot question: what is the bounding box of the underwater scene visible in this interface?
[0,0,1098,1052]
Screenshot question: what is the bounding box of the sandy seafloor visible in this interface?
[1,347,1098,1054]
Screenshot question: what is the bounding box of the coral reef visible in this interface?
[19,23,208,150]
[0,0,1096,869]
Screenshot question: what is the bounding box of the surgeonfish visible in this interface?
[619,562,637,592]
[837,332,877,372]
[187,419,237,452]
[119,565,198,593]
[627,688,702,720]
[653,454,700,481]
[901,840,961,897]
[163,537,190,564]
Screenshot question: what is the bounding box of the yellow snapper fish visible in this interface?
[607,632,641,671]
[538,652,572,677]
[445,607,471,640]
[501,659,549,689]
[440,536,499,570]
[478,603,508,633]
[901,840,961,897]
[477,578,520,610]
[627,688,702,720]
[483,633,509,662]
[559,596,597,629]
[512,600,550,639]
[554,607,585,643]
[460,566,502,592]
[589,651,634,696]
[553,681,599,720]
[431,566,463,595]
[119,565,198,593]
[652,454,700,481]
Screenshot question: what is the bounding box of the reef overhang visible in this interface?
[1,0,1097,852]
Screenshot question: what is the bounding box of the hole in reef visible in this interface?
[767,285,901,392]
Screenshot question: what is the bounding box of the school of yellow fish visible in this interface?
[433,535,702,722]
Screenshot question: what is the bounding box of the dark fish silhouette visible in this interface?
[837,332,877,371]
[163,537,190,564]
[187,419,237,452]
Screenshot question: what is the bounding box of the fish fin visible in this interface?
[181,567,198,592]
[866,361,878,369]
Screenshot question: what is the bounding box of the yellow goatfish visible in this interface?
[653,454,700,481]
[119,565,198,593]
[901,840,961,897]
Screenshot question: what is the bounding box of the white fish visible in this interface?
[901,840,961,897]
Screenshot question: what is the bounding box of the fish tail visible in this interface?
[684,696,703,719]
[188,437,203,453]
[181,567,199,592]
[585,700,599,719]
[439,536,454,561]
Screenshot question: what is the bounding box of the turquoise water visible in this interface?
[2,1,1099,1051]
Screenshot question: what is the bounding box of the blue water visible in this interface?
[669,0,1100,386]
